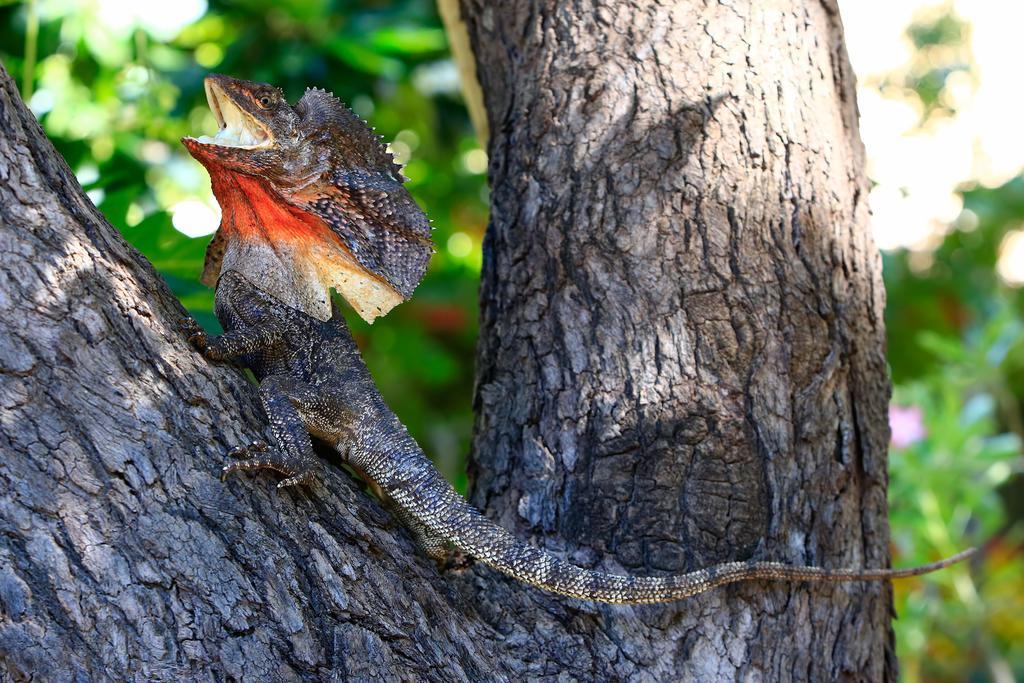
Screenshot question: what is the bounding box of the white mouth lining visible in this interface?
[192,81,272,150]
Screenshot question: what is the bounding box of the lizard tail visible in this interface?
[375,449,975,604]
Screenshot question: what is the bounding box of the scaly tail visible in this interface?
[366,443,974,605]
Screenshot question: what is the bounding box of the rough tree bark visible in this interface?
[0,0,895,680]
[462,0,895,680]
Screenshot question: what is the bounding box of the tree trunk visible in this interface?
[0,0,895,677]
[462,0,896,680]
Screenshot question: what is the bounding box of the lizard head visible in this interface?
[182,74,304,178]
[181,74,433,323]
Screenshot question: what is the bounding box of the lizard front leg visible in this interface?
[224,375,355,488]
[181,317,283,362]
[223,374,321,488]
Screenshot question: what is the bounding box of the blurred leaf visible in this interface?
[327,39,404,77]
[120,212,208,281]
[907,11,967,50]
[917,331,969,363]
[366,26,446,54]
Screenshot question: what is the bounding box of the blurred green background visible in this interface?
[0,1,1019,680]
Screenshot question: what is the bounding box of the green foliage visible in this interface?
[886,176,1024,384]
[1,2,1021,679]
[884,178,1024,678]
[882,113,1024,683]
[878,15,1024,674]
[888,316,1023,680]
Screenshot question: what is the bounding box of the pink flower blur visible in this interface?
[889,405,926,448]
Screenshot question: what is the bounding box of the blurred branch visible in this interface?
[436,0,487,147]
[20,0,36,101]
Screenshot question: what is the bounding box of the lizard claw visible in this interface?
[180,317,229,361]
[180,317,208,351]
[221,443,318,488]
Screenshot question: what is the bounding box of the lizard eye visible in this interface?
[258,95,272,108]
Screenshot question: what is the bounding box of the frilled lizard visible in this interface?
[180,74,973,603]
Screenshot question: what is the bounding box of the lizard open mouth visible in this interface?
[191,79,272,150]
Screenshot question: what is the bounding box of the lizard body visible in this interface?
[185,271,972,604]
[180,74,973,604]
